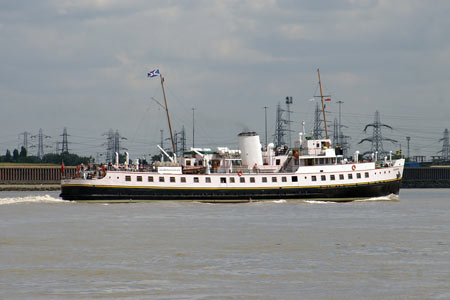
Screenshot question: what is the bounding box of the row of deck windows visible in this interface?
[125,175,299,183]
[311,172,370,182]
[125,171,378,184]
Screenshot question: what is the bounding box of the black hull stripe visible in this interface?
[60,179,401,201]
[61,178,402,190]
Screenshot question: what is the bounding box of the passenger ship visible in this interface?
[60,69,404,202]
[60,132,404,202]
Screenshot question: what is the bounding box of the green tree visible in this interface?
[4,149,12,162]
[19,146,27,158]
[42,152,91,166]
[23,156,41,163]
[12,149,19,162]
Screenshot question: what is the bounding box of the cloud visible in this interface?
[279,24,309,40]
[1,0,450,158]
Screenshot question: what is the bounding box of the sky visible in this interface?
[1,0,450,161]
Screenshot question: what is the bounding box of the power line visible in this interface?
[60,127,69,153]
[438,128,450,160]
[358,111,397,157]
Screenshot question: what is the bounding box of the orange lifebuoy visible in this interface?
[237,170,243,176]
[352,165,356,171]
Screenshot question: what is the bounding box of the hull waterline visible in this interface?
[60,179,401,203]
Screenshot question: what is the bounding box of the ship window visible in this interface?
[170,177,176,183]
[159,176,165,182]
[148,176,153,182]
[321,175,326,181]
[339,174,344,180]
[194,177,199,183]
[348,174,353,179]
[186,160,191,166]
[276,159,281,165]
[230,177,235,183]
[365,172,369,178]
[312,176,317,181]
[262,177,267,183]
[137,176,142,182]
[357,173,361,179]
[330,175,335,181]
[292,176,298,182]
[125,175,131,182]
[250,177,255,183]
[240,177,245,183]
[205,177,211,183]
[282,177,287,182]
[272,177,277,183]
[181,177,186,183]
[220,177,226,183]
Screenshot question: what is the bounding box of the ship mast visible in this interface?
[160,75,176,155]
[317,68,329,139]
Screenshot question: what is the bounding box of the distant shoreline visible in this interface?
[0,184,60,191]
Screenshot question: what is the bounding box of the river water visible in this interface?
[0,189,449,300]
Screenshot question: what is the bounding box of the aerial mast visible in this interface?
[317,68,329,139]
[192,107,195,148]
[159,74,176,155]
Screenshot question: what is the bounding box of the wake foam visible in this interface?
[303,200,338,204]
[0,194,66,205]
[271,199,287,204]
[303,194,398,204]
[355,193,399,202]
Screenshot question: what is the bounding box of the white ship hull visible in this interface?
[60,159,404,202]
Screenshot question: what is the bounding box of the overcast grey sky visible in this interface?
[1,0,450,160]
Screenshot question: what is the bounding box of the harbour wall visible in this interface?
[0,165,77,185]
[401,167,450,188]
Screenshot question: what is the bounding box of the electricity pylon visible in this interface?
[358,110,397,158]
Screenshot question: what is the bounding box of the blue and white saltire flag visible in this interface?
[147,68,160,78]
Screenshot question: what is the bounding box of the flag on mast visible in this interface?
[147,68,160,78]
[325,98,331,101]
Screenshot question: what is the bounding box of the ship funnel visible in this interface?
[354,150,359,163]
[115,152,119,169]
[238,132,263,168]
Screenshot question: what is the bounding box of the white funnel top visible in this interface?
[238,132,263,168]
